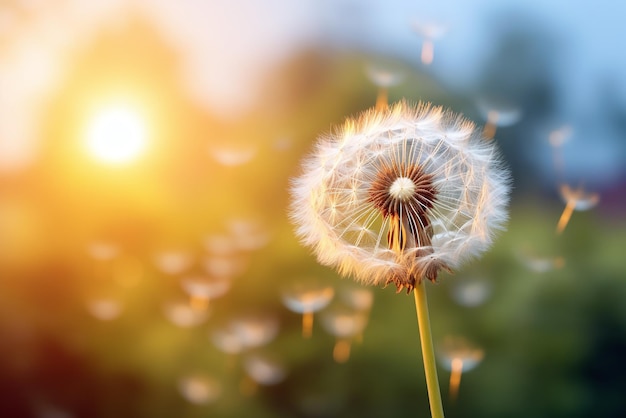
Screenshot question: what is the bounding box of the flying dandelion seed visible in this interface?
[178,374,222,405]
[476,97,522,140]
[180,274,231,310]
[337,286,374,343]
[365,60,406,111]
[548,125,572,176]
[243,353,288,386]
[556,184,599,234]
[153,249,194,276]
[202,255,248,279]
[437,336,484,402]
[203,233,239,255]
[210,324,246,356]
[320,304,369,363]
[516,247,565,273]
[231,313,280,349]
[411,20,448,66]
[163,299,210,328]
[226,217,272,251]
[548,125,573,148]
[290,101,510,292]
[450,277,492,307]
[338,285,374,312]
[86,297,123,321]
[281,280,334,339]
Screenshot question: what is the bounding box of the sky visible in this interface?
[0,0,624,186]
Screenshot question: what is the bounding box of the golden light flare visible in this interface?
[85,104,148,165]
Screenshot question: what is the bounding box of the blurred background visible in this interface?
[1,0,625,417]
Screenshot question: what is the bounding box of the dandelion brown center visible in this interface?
[389,177,417,201]
[368,163,437,234]
[368,162,443,290]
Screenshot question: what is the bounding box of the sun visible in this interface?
[85,105,148,164]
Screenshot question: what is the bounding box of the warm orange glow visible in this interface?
[85,104,147,164]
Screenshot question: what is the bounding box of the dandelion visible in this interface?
[289,101,510,418]
[290,101,510,292]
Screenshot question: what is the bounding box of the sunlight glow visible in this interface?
[86,105,147,164]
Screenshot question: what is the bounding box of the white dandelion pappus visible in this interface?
[290,101,510,292]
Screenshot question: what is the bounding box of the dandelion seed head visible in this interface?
[290,101,510,291]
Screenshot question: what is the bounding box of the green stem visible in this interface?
[414,281,445,418]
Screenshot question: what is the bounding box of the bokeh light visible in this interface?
[85,104,148,165]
